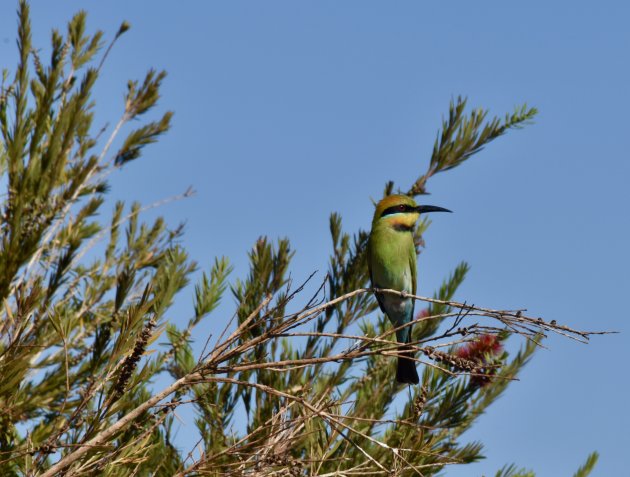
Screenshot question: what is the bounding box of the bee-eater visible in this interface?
[367,194,451,384]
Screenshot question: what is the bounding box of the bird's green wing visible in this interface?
[367,237,387,314]
[409,239,417,310]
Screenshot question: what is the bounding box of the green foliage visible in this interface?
[0,3,598,477]
[0,2,184,474]
[494,464,536,477]
[408,97,537,196]
[115,70,172,166]
[572,452,599,477]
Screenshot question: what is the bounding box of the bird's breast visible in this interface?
[369,233,414,292]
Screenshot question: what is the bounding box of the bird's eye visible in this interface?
[398,205,405,211]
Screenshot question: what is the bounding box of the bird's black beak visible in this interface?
[415,205,452,214]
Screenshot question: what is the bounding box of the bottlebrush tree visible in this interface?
[0,3,603,476]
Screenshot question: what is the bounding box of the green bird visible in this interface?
[367,194,451,384]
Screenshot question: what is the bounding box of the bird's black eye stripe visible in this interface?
[381,204,416,217]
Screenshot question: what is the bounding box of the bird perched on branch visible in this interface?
[367,194,451,384]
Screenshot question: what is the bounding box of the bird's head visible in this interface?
[372,194,451,230]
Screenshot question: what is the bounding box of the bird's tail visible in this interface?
[396,349,419,385]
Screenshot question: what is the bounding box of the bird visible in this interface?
[367,194,451,384]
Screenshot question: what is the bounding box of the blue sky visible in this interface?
[2,1,628,475]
